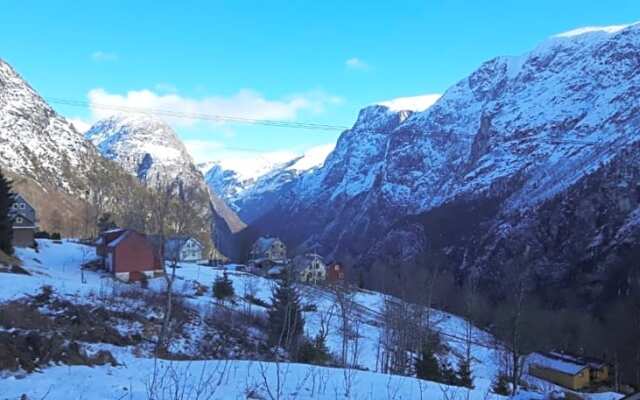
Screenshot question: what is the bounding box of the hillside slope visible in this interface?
[242,23,640,298]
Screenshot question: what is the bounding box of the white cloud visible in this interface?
[91,51,118,62]
[345,57,369,70]
[378,94,442,112]
[86,88,341,128]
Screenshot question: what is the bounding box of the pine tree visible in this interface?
[491,374,510,396]
[213,272,234,302]
[267,272,305,349]
[440,359,458,385]
[415,341,442,381]
[97,212,117,233]
[456,358,475,388]
[0,170,14,255]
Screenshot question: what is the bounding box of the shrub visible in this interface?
[296,334,330,365]
[213,273,234,302]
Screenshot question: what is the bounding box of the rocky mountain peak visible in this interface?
[85,114,198,187]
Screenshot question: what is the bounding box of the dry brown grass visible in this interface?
[0,249,21,266]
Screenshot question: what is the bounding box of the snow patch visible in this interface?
[378,94,442,112]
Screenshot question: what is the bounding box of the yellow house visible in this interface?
[528,353,591,390]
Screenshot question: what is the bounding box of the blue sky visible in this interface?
[2,1,639,169]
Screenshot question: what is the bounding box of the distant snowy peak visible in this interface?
[85,114,199,185]
[203,143,335,210]
[377,94,441,112]
[554,22,635,38]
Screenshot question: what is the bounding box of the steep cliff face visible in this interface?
[242,23,640,297]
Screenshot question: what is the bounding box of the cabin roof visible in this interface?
[529,352,588,375]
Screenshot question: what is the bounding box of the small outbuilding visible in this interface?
[527,352,597,390]
[326,261,346,284]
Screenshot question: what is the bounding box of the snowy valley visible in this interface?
[1,239,621,400]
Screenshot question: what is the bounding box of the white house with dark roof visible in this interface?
[164,235,204,262]
[292,253,326,284]
[250,236,286,262]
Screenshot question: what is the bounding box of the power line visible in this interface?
[47,96,602,147]
[46,97,350,132]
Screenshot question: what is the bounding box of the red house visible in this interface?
[97,229,163,282]
[326,261,346,284]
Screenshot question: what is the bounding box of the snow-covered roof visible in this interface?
[528,352,588,375]
[103,228,125,234]
[291,253,325,272]
[548,352,607,369]
[252,236,283,255]
[107,230,131,248]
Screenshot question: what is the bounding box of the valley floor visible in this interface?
[0,240,623,400]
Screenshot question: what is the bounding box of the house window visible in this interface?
[11,204,17,209]
[15,217,23,223]
[19,203,25,209]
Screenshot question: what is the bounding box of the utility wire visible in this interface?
[47,97,350,132]
[47,96,601,146]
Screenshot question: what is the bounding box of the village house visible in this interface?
[249,236,287,271]
[164,235,204,263]
[326,261,346,284]
[9,194,36,248]
[292,253,326,284]
[96,229,162,282]
[528,352,609,391]
[250,236,286,261]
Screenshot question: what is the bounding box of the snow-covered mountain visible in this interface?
[86,115,205,190]
[0,58,151,233]
[201,144,334,222]
[242,23,640,300]
[85,115,246,257]
[0,59,96,192]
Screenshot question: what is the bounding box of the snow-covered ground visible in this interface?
[0,240,622,399]
[2,354,502,400]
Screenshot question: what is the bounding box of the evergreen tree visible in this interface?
[415,340,442,381]
[267,272,305,349]
[97,212,117,233]
[213,272,234,302]
[491,374,510,396]
[0,170,14,255]
[440,359,458,385]
[456,358,475,388]
[296,334,330,365]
